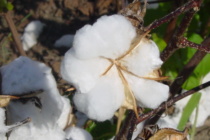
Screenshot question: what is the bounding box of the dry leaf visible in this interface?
[149,128,188,140]
[0,95,19,107]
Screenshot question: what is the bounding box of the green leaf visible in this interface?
[6,2,14,10]
[0,0,13,12]
[152,33,167,52]
[86,120,116,140]
[177,92,201,131]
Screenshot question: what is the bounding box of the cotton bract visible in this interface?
[61,15,169,121]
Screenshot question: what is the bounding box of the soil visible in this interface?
[0,0,209,139]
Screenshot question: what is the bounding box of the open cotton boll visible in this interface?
[73,15,136,59]
[65,126,92,140]
[1,56,71,139]
[61,49,110,93]
[74,67,124,121]
[122,38,163,77]
[54,34,74,48]
[21,20,45,51]
[62,14,169,122]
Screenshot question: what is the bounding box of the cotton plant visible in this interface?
[0,56,92,140]
[61,14,169,123]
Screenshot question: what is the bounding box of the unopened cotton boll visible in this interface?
[21,20,45,51]
[65,126,93,140]
[1,56,71,139]
[61,14,169,121]
[54,34,74,48]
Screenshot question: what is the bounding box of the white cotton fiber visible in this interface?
[54,34,74,48]
[1,56,71,139]
[21,20,45,51]
[131,121,145,140]
[65,126,93,140]
[74,67,124,121]
[1,56,51,95]
[0,108,6,140]
[61,49,110,93]
[157,115,178,129]
[73,15,136,59]
[122,38,163,77]
[125,73,169,108]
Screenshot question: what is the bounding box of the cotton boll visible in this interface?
[65,126,92,140]
[1,56,51,95]
[157,116,178,129]
[61,49,110,93]
[1,56,71,139]
[54,34,74,48]
[74,67,124,121]
[0,108,7,140]
[21,20,45,51]
[122,38,163,77]
[73,15,136,59]
[8,124,66,140]
[189,105,208,127]
[125,73,169,108]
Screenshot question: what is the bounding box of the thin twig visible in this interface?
[144,0,201,32]
[137,80,210,123]
[179,37,210,53]
[160,6,200,61]
[3,11,26,56]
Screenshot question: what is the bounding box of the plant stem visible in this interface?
[4,11,26,56]
[160,8,199,61]
[144,37,210,126]
[115,110,137,140]
[137,80,210,124]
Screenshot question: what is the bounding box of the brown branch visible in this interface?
[3,11,26,56]
[115,110,137,140]
[160,7,200,61]
[179,37,210,53]
[144,0,201,32]
[137,80,210,124]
